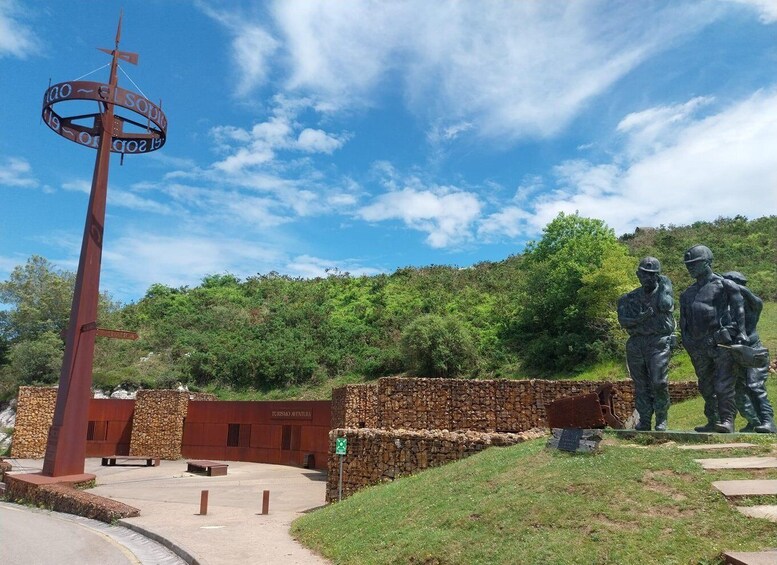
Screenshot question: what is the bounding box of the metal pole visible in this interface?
[338,455,343,502]
[200,490,208,515]
[261,490,270,515]
[42,22,121,478]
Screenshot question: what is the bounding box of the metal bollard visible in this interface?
[200,490,209,515]
[261,490,270,515]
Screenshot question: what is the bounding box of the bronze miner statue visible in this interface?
[721,271,776,433]
[679,244,773,433]
[618,257,675,431]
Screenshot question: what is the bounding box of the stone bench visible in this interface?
[101,456,160,467]
[186,460,229,476]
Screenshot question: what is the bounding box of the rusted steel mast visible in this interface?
[41,16,166,477]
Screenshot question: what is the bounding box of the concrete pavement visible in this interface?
[0,501,185,565]
[5,458,331,565]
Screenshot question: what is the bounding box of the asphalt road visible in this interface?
[0,502,185,565]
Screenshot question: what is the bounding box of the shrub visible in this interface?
[401,314,478,378]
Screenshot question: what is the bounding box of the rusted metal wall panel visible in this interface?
[88,399,135,420]
[182,400,331,470]
[183,445,227,460]
[85,399,135,456]
[183,422,228,447]
[300,426,329,454]
[249,424,276,449]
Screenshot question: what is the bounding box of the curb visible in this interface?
[118,519,203,565]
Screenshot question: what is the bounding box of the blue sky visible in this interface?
[1,0,776,304]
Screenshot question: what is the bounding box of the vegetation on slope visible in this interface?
[0,215,775,399]
[292,397,777,564]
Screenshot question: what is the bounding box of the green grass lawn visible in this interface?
[759,302,777,351]
[293,429,777,564]
[670,373,777,432]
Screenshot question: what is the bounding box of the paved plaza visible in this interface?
[4,458,330,565]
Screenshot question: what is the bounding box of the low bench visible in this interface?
[186,460,229,476]
[101,456,160,467]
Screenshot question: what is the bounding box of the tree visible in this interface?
[0,255,74,345]
[401,314,478,378]
[506,212,633,372]
[0,256,121,388]
[7,330,64,385]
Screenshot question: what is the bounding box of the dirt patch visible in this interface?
[585,513,640,533]
[641,470,690,502]
[642,503,697,518]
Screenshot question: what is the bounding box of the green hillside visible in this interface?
[0,214,775,399]
[292,415,777,564]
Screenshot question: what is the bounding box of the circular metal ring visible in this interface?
[42,80,167,154]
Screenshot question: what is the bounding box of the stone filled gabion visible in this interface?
[329,377,700,501]
[331,384,378,429]
[10,386,57,458]
[129,390,190,459]
[337,378,700,433]
[326,427,547,502]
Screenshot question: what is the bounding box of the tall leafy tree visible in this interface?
[0,256,120,389]
[505,212,633,372]
[6,330,64,385]
[0,255,74,345]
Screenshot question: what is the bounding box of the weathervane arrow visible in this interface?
[98,11,138,65]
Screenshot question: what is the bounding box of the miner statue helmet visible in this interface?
[683,244,713,264]
[638,256,661,273]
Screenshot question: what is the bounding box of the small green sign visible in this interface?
[335,437,347,455]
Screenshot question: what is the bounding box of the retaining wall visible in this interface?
[4,476,139,523]
[327,378,699,500]
[333,378,700,432]
[326,427,546,502]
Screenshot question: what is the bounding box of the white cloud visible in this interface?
[62,179,173,214]
[359,185,482,248]
[231,26,280,97]
[478,207,533,240]
[62,180,90,193]
[103,233,285,294]
[526,90,777,235]
[157,182,295,228]
[297,128,346,153]
[326,192,358,208]
[109,192,174,215]
[0,157,38,188]
[210,97,347,175]
[99,234,383,300]
[197,4,279,96]
[0,254,22,278]
[0,1,40,59]
[513,176,546,203]
[210,1,724,141]
[427,122,474,145]
[146,152,199,170]
[284,254,383,279]
[616,97,714,159]
[157,96,356,225]
[727,0,777,22]
[223,194,292,227]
